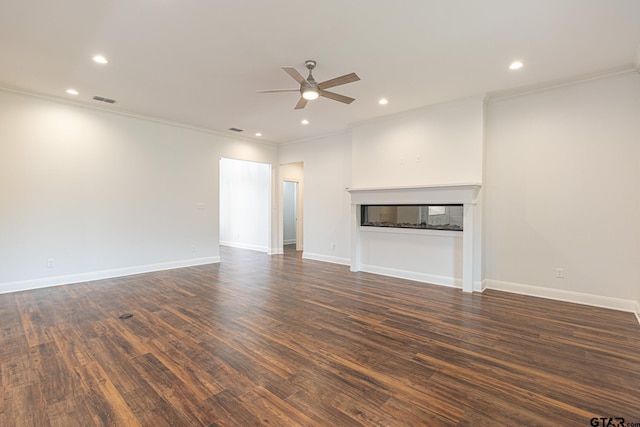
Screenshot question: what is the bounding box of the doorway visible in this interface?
[280,162,304,253]
[283,181,297,249]
[219,157,271,252]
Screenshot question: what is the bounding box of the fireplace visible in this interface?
[361,204,463,231]
[347,184,481,292]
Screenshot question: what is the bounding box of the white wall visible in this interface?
[0,89,276,292]
[278,132,352,264]
[485,72,640,310]
[219,157,271,252]
[351,95,484,188]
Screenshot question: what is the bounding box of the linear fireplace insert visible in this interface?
[361,204,463,231]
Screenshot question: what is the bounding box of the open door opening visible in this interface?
[280,162,304,254]
[283,181,297,250]
[219,157,271,253]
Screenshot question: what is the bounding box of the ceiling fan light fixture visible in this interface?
[302,88,319,100]
[258,60,359,109]
[92,55,108,64]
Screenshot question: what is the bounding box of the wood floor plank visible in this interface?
[46,395,98,427]
[29,342,82,405]
[1,352,34,389]
[1,383,51,427]
[1,245,639,425]
[47,323,94,369]
[145,336,224,400]
[237,385,320,427]
[75,361,142,426]
[129,352,219,425]
[15,292,52,348]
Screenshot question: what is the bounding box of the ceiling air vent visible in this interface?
[228,127,243,132]
[93,96,116,104]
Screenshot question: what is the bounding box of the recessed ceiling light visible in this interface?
[301,119,309,125]
[66,89,79,95]
[255,132,262,137]
[509,61,524,70]
[378,98,388,105]
[93,55,108,64]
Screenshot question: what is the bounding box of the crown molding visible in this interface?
[486,65,639,102]
[279,127,352,147]
[0,85,278,148]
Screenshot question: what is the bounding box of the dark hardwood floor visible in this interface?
[1,246,639,426]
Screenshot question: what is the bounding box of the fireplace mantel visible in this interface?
[347,183,482,292]
[346,183,481,204]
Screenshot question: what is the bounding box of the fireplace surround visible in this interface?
[347,183,481,292]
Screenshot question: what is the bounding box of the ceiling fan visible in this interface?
[257,60,360,109]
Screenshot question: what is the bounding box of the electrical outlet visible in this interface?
[416,154,421,163]
[47,258,54,268]
[331,243,335,250]
[400,157,404,165]
[191,245,196,253]
[555,268,564,278]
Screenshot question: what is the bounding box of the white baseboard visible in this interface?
[0,256,220,295]
[268,248,284,255]
[359,264,462,289]
[219,241,269,253]
[283,239,296,245]
[302,252,350,266]
[635,301,640,326]
[485,279,637,313]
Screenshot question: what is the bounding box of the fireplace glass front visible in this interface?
[361,204,463,231]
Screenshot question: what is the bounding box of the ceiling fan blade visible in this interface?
[319,90,355,104]
[318,72,360,90]
[282,67,308,86]
[294,97,308,109]
[256,89,299,93]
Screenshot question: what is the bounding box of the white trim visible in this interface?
[283,239,297,245]
[348,94,485,130]
[486,66,638,102]
[346,183,482,205]
[219,241,269,253]
[0,256,220,295]
[302,252,350,266]
[347,183,482,193]
[268,248,284,255]
[360,264,461,289]
[280,128,351,146]
[359,226,462,238]
[0,85,277,147]
[634,301,640,326]
[485,279,637,313]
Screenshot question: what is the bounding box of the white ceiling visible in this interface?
[1,0,639,144]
